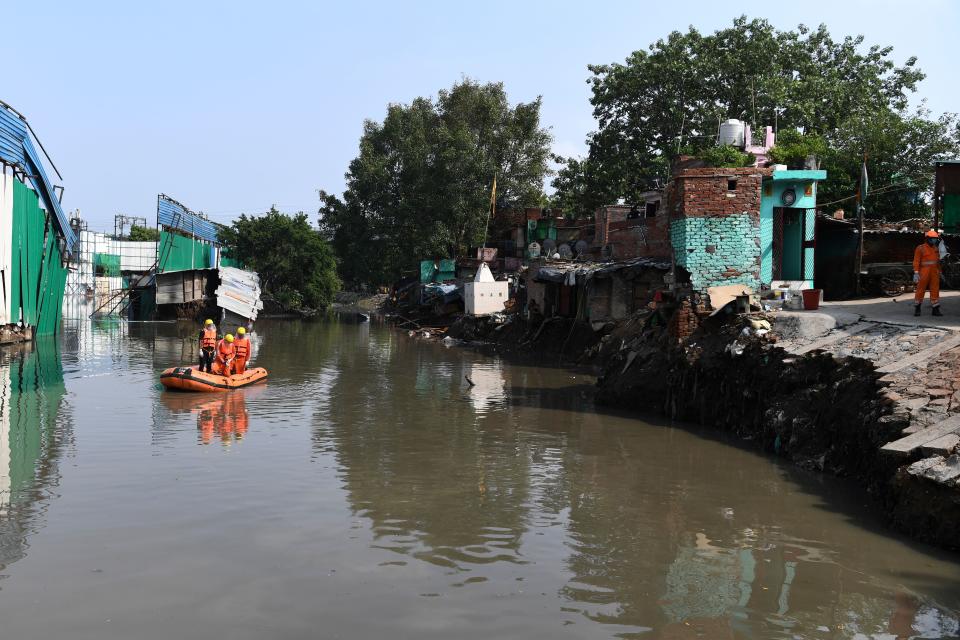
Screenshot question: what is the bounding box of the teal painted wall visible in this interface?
[760,177,819,285]
[670,214,760,291]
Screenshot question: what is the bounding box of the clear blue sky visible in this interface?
[5,0,957,230]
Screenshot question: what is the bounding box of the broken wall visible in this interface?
[595,203,671,261]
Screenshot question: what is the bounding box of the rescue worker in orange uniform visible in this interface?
[233,327,251,375]
[198,318,218,373]
[214,334,236,376]
[913,229,943,317]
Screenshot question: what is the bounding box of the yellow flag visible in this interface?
[490,175,497,211]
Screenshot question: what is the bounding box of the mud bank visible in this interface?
[444,313,600,360]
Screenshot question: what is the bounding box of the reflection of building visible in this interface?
[465,361,506,414]
[0,340,69,575]
[317,325,531,570]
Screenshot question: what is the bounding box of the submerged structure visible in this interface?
[154,194,262,325]
[0,101,76,339]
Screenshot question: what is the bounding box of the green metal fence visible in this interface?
[157,230,214,273]
[10,180,67,335]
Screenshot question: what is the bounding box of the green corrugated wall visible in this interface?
[10,181,67,335]
[158,230,214,273]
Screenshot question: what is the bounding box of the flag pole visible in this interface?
[854,153,867,296]
[482,174,496,250]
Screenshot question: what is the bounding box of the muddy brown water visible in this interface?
[0,316,958,639]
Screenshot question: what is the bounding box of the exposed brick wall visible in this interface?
[667,168,768,292]
[595,205,671,260]
[668,299,699,341]
[667,168,766,219]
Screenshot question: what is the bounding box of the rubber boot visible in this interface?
[914,304,922,317]
[933,305,943,317]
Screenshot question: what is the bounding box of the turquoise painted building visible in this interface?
[759,169,827,288]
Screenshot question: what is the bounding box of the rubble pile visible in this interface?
[881,343,960,428]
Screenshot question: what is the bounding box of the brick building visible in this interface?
[593,192,669,261]
[666,166,826,293]
[667,167,767,291]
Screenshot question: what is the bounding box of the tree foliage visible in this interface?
[698,145,754,168]
[218,209,340,311]
[554,16,960,220]
[767,130,828,167]
[319,79,552,287]
[128,225,159,242]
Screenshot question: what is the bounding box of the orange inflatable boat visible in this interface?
[159,365,268,392]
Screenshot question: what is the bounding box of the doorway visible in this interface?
[772,207,806,281]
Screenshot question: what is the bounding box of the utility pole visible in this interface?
[854,153,868,296]
[114,214,147,239]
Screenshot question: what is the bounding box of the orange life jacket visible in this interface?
[234,336,250,359]
[200,325,217,348]
[216,339,235,361]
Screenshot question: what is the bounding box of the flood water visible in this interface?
[0,317,958,639]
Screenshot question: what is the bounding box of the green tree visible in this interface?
[319,79,552,287]
[767,130,828,168]
[128,225,159,242]
[218,209,340,311]
[554,16,959,220]
[698,145,754,168]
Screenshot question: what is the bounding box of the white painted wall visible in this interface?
[0,172,13,324]
[464,263,509,315]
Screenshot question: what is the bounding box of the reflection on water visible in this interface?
[0,339,69,580]
[161,392,252,446]
[0,318,956,639]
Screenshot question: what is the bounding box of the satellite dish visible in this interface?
[575,240,589,256]
[542,238,557,254]
[558,243,573,259]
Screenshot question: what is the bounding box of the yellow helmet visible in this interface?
[204,319,214,326]
[225,334,234,342]
[237,327,246,335]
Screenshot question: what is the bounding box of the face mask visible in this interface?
[928,238,940,246]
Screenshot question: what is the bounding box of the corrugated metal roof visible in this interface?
[0,102,77,253]
[215,266,262,321]
[157,194,221,244]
